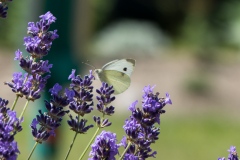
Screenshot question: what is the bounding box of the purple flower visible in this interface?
[5,72,32,97]
[31,83,71,143]
[39,11,56,24]
[123,118,140,140]
[65,88,75,101]
[14,49,23,60]
[47,83,70,113]
[24,11,58,58]
[165,93,172,105]
[141,85,172,125]
[121,85,172,159]
[228,146,238,160]
[68,69,76,80]
[219,146,239,160]
[30,118,53,143]
[89,131,120,160]
[0,110,22,160]
[49,83,62,96]
[19,59,52,75]
[27,22,39,34]
[5,72,50,101]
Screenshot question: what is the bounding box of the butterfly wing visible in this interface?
[98,70,131,94]
[102,59,135,77]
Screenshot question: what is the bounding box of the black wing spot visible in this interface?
[123,67,127,72]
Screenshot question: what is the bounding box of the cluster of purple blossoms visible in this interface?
[31,83,70,143]
[67,69,95,133]
[0,0,12,18]
[4,11,58,101]
[121,85,172,159]
[0,97,22,160]
[93,82,116,128]
[89,131,120,160]
[218,146,239,160]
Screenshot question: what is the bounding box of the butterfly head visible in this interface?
[93,69,102,80]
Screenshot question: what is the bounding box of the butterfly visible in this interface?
[94,59,136,94]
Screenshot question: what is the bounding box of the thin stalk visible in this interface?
[11,95,19,110]
[27,142,38,160]
[78,127,100,160]
[19,100,30,120]
[64,132,78,160]
[119,141,132,160]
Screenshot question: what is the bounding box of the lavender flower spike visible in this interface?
[68,70,94,116]
[218,146,239,160]
[0,110,22,160]
[25,11,59,59]
[227,146,238,160]
[96,82,115,115]
[89,131,120,160]
[121,85,171,159]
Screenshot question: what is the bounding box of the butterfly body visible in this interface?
[95,59,135,94]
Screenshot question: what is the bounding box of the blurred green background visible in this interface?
[1,0,240,159]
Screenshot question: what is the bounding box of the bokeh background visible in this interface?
[1,0,240,159]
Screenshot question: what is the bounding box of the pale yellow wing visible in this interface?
[98,70,131,94]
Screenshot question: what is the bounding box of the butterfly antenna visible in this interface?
[82,60,96,70]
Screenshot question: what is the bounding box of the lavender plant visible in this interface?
[1,8,238,160]
[4,11,58,118]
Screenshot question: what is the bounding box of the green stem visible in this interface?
[64,132,78,160]
[27,142,38,160]
[78,127,100,160]
[11,95,19,110]
[19,100,30,120]
[119,141,132,160]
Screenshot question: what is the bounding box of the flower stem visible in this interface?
[78,127,100,160]
[119,141,132,160]
[27,142,38,160]
[19,100,30,120]
[64,132,78,160]
[11,95,19,110]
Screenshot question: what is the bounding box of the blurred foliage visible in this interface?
[0,0,33,49]
[90,0,116,31]
[89,0,240,52]
[183,73,212,96]
[3,0,240,52]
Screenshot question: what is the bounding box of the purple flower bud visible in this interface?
[67,115,93,133]
[0,2,8,18]
[39,11,56,24]
[49,83,62,96]
[14,49,23,60]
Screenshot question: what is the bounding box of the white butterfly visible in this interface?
[94,59,136,94]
